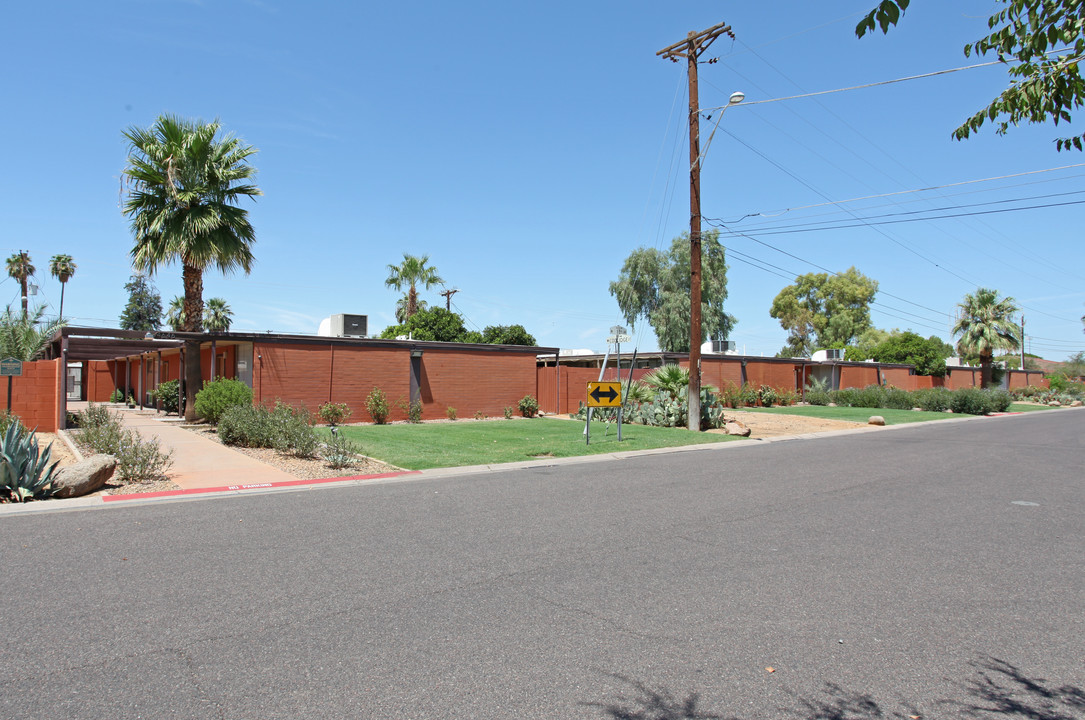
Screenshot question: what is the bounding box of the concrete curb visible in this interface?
[1,407,1075,516]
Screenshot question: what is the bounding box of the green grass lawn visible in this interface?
[737,405,960,425]
[1007,402,1056,412]
[323,418,741,470]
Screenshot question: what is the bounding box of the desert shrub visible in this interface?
[503,406,514,420]
[758,385,779,407]
[911,387,951,412]
[737,383,759,407]
[777,389,798,407]
[949,388,994,415]
[109,389,127,403]
[365,387,390,424]
[194,378,253,425]
[717,382,741,408]
[271,402,320,458]
[830,388,857,407]
[883,387,914,410]
[0,420,60,503]
[399,399,423,423]
[322,431,362,469]
[626,380,654,405]
[474,410,485,420]
[984,389,1013,413]
[0,409,21,436]
[74,404,173,481]
[218,404,278,448]
[853,385,886,408]
[518,395,539,418]
[446,406,457,421]
[318,402,352,426]
[152,379,181,414]
[806,389,831,406]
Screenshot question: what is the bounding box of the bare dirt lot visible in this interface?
[711,409,867,438]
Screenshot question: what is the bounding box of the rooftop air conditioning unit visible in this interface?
[702,340,736,354]
[824,348,845,360]
[330,314,367,338]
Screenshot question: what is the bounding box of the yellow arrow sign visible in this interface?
[586,381,622,407]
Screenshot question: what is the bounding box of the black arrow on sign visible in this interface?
[590,385,619,403]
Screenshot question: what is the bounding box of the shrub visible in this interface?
[152,379,181,414]
[738,383,759,407]
[0,420,60,503]
[503,406,514,420]
[777,390,798,407]
[322,431,362,469]
[718,382,741,408]
[853,385,886,408]
[318,402,352,426]
[74,404,173,481]
[949,387,999,415]
[271,402,320,458]
[446,406,457,421]
[912,387,951,412]
[109,389,126,403]
[626,380,654,405]
[396,398,423,423]
[806,389,831,406]
[365,387,390,424]
[474,410,485,420]
[194,378,253,425]
[518,395,539,418]
[0,409,20,436]
[218,404,278,448]
[883,387,914,410]
[758,385,779,408]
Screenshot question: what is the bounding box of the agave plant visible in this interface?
[0,421,60,503]
[642,365,690,398]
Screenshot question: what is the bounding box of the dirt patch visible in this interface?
[711,410,867,438]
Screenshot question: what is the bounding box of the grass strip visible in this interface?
[323,417,740,470]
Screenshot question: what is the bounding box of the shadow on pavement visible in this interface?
[583,657,1084,720]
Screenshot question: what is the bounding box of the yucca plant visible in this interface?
[0,421,60,503]
[642,365,690,399]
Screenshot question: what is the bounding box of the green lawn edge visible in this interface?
[322,417,742,470]
[737,405,961,425]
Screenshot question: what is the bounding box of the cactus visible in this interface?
[0,421,60,503]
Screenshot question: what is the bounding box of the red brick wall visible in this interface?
[840,365,880,389]
[701,357,744,391]
[85,360,117,402]
[881,367,916,390]
[419,349,537,419]
[745,360,801,392]
[944,367,979,389]
[0,360,60,432]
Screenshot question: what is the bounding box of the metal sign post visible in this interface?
[1,358,24,412]
[586,381,622,445]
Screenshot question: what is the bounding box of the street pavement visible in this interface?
[1,409,1082,719]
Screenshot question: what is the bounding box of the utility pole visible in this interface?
[1020,315,1025,370]
[658,20,734,432]
[440,288,459,311]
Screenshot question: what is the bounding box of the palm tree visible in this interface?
[385,253,443,321]
[953,287,1021,388]
[394,296,428,324]
[203,297,233,332]
[5,252,35,319]
[48,254,76,321]
[165,296,186,331]
[123,115,261,420]
[0,305,63,361]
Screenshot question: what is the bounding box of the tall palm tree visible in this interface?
[203,297,233,332]
[165,295,186,331]
[953,287,1021,388]
[394,296,428,324]
[385,253,442,321]
[5,252,35,319]
[123,115,261,420]
[49,254,76,321]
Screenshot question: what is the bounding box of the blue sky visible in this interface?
[4,1,1083,360]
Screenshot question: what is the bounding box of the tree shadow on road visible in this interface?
[583,658,1084,720]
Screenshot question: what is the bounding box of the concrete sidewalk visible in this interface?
[105,405,300,490]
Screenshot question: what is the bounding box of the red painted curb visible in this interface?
[101,471,420,502]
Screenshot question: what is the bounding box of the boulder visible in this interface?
[868,416,886,426]
[1070,400,1082,408]
[724,421,751,437]
[52,455,118,499]
[1048,401,1062,407]
[912,407,923,412]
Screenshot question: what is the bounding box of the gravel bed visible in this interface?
[182,424,400,479]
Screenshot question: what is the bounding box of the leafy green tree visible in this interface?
[395,296,429,324]
[119,274,163,331]
[953,287,1021,388]
[0,305,63,361]
[122,115,261,421]
[770,267,878,357]
[843,327,893,361]
[857,0,1085,151]
[609,229,735,352]
[481,324,537,346]
[379,307,481,343]
[203,297,233,332]
[49,254,76,321]
[5,252,34,319]
[870,331,953,376]
[385,254,443,322]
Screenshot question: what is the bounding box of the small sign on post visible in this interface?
[585,381,623,444]
[1,357,23,413]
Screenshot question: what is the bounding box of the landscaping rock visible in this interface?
[52,455,118,499]
[912,407,923,412]
[723,421,751,437]
[1048,401,1062,407]
[868,416,886,426]
[827,402,837,407]
[1071,400,1083,407]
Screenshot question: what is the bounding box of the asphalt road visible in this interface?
[2,410,1082,719]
